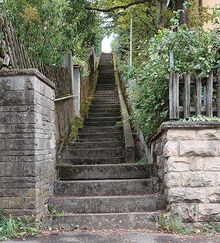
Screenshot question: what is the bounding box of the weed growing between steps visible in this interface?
[157,213,220,236]
[80,67,98,116]
[48,204,64,215]
[71,118,84,142]
[135,159,149,165]
[0,210,43,241]
[157,212,195,235]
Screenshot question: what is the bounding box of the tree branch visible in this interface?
[86,0,150,12]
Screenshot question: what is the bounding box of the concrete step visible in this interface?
[78,132,123,140]
[91,102,119,106]
[84,121,120,126]
[57,163,157,180]
[49,194,165,214]
[67,141,123,150]
[43,212,161,230]
[93,95,118,98]
[94,91,116,94]
[89,109,121,114]
[54,178,159,196]
[79,126,122,132]
[85,117,121,123]
[78,126,122,133]
[63,147,124,159]
[92,99,119,103]
[60,157,124,165]
[96,89,116,91]
[90,104,120,108]
[88,112,121,117]
[92,97,118,101]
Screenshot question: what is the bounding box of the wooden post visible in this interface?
[217,70,220,118]
[174,72,179,119]
[206,72,213,117]
[169,72,179,119]
[195,76,202,116]
[184,72,191,119]
[169,71,174,119]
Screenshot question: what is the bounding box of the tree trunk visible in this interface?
[175,0,190,28]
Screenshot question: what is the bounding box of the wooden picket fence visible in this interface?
[0,13,72,98]
[169,70,220,119]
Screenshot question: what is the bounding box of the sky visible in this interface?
[101,34,114,53]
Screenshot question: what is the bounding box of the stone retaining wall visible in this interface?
[150,122,220,225]
[0,69,56,219]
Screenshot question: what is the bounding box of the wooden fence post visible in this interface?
[169,72,179,119]
[195,76,202,116]
[206,72,213,117]
[184,72,191,119]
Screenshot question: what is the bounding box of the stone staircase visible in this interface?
[45,53,164,230]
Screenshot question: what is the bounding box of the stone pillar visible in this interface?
[152,121,220,226]
[73,66,81,118]
[62,54,74,94]
[0,69,56,220]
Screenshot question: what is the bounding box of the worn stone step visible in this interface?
[85,117,121,123]
[91,103,119,107]
[78,126,122,133]
[92,97,118,101]
[96,86,115,88]
[90,104,120,108]
[63,147,123,159]
[88,112,121,118]
[98,76,114,79]
[54,178,159,196]
[49,194,164,214]
[93,95,117,98]
[43,212,161,230]
[57,163,156,180]
[89,109,121,114]
[92,99,119,103]
[96,87,115,90]
[78,132,123,140]
[67,141,122,150]
[94,91,116,94]
[84,121,120,126]
[60,157,124,165]
[92,100,119,105]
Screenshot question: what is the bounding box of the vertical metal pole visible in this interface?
[130,15,133,67]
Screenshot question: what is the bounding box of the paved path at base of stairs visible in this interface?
[3,231,220,243]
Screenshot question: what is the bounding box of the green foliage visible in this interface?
[114,8,219,139]
[1,0,104,66]
[180,115,220,122]
[71,118,84,141]
[202,216,220,235]
[115,121,123,127]
[80,68,98,114]
[157,212,194,235]
[0,210,42,240]
[73,56,90,77]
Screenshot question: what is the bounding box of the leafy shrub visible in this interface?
[118,9,219,139]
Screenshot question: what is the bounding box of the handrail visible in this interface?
[54,95,77,102]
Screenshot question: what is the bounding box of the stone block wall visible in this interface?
[55,98,76,143]
[0,69,56,220]
[151,122,220,225]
